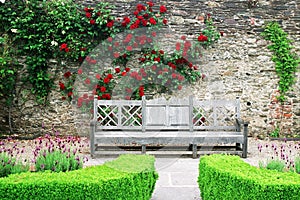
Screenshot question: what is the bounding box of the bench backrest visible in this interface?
[93,96,240,131]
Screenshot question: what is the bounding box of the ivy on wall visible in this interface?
[261,22,300,103]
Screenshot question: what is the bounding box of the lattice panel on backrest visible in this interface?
[121,105,142,126]
[193,100,238,129]
[97,105,118,126]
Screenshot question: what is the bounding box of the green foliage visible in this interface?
[295,157,300,174]
[0,153,29,178]
[1,0,116,103]
[0,35,18,106]
[269,127,280,138]
[261,22,300,103]
[259,159,285,172]
[198,154,300,200]
[35,150,82,172]
[0,154,158,200]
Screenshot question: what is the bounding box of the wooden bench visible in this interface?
[90,96,248,158]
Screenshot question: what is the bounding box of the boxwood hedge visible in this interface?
[198,154,300,200]
[0,154,158,200]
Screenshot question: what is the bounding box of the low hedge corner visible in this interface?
[0,154,158,200]
[198,154,300,200]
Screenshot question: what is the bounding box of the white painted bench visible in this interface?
[90,96,248,158]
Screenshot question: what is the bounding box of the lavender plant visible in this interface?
[0,152,29,177]
[257,140,300,173]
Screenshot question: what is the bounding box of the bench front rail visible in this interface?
[90,96,248,158]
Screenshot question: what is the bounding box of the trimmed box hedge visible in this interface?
[198,154,300,200]
[0,154,158,200]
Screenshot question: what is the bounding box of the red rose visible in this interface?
[178,75,184,81]
[65,48,70,53]
[143,13,149,18]
[178,85,182,90]
[136,75,142,81]
[60,43,67,51]
[121,72,127,76]
[125,67,130,72]
[59,82,65,90]
[95,74,101,80]
[83,93,88,99]
[115,68,121,73]
[154,57,160,62]
[107,20,114,28]
[84,7,89,12]
[114,42,119,47]
[149,17,156,25]
[107,37,113,42]
[220,31,224,36]
[107,74,113,79]
[80,47,87,51]
[100,86,106,92]
[198,34,208,42]
[126,46,133,51]
[113,52,120,58]
[67,91,73,97]
[85,78,91,84]
[160,5,167,13]
[86,12,91,18]
[176,43,181,51]
[163,18,167,25]
[64,71,71,78]
[125,96,131,100]
[133,10,139,16]
[90,19,96,25]
[103,77,110,84]
[78,69,83,75]
[139,91,144,97]
[152,32,157,37]
[104,93,111,100]
[147,2,154,7]
[137,16,144,20]
[142,19,148,26]
[151,65,157,71]
[181,35,186,40]
[122,16,131,27]
[171,73,177,79]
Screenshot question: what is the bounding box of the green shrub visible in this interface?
[0,153,28,178]
[35,150,83,172]
[259,159,285,172]
[198,154,300,200]
[0,154,158,200]
[295,157,300,174]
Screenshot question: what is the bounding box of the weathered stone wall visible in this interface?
[0,0,299,138]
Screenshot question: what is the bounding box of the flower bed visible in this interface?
[198,154,300,200]
[0,154,158,200]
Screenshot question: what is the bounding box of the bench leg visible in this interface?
[192,144,197,159]
[236,143,241,150]
[141,144,146,154]
[242,124,249,158]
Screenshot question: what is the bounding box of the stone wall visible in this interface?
[0,0,299,138]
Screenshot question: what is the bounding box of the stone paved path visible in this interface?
[151,158,201,200]
[86,157,201,200]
